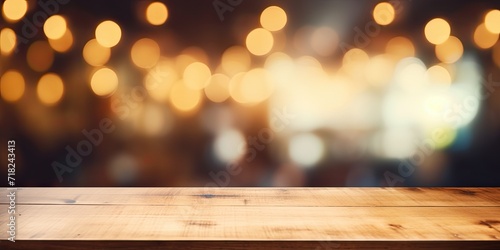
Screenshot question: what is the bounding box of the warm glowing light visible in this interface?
[144,59,178,102]
[37,73,64,106]
[205,74,230,103]
[48,29,73,53]
[174,54,197,73]
[27,41,54,72]
[246,28,274,56]
[473,23,498,49]
[90,67,119,97]
[146,2,168,25]
[131,38,160,69]
[83,39,111,66]
[435,36,463,64]
[142,103,172,136]
[426,65,451,86]
[395,58,427,92]
[432,127,457,149]
[95,20,122,48]
[342,48,369,76]
[424,18,451,45]
[296,55,322,69]
[264,52,294,87]
[381,129,417,158]
[385,36,415,60]
[260,6,287,31]
[310,27,338,56]
[0,70,24,102]
[2,0,27,22]
[169,80,202,112]
[0,28,16,55]
[234,68,273,104]
[485,10,500,34]
[229,72,246,103]
[288,133,324,167]
[183,62,211,90]
[221,46,251,75]
[43,15,67,40]
[214,129,246,163]
[373,2,395,26]
[365,55,394,87]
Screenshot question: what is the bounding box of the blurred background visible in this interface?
[1,0,500,187]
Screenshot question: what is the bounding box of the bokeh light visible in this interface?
[430,126,457,150]
[381,129,418,158]
[385,36,415,60]
[0,70,25,102]
[426,65,451,85]
[43,15,67,40]
[48,29,74,53]
[169,80,202,112]
[221,46,251,76]
[146,2,168,25]
[310,26,339,56]
[2,0,500,188]
[2,0,27,22]
[342,48,369,76]
[264,52,294,87]
[373,2,395,26]
[485,9,500,34]
[144,59,178,102]
[27,41,54,72]
[246,28,274,56]
[473,23,499,49]
[232,68,273,104]
[174,54,197,73]
[37,73,64,106]
[131,38,161,69]
[229,72,246,103]
[365,55,394,87]
[183,62,211,90]
[435,36,463,63]
[424,18,451,45]
[288,133,324,167]
[204,74,230,103]
[394,58,427,92]
[213,129,246,163]
[83,39,111,66]
[95,20,122,48]
[0,28,16,56]
[260,6,287,31]
[90,67,119,97]
[136,103,173,137]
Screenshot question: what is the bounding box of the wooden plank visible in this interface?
[1,240,499,250]
[0,188,499,249]
[1,205,499,240]
[1,187,499,207]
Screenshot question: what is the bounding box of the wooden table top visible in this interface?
[1,187,499,249]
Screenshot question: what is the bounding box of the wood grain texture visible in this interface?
[0,188,499,249]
